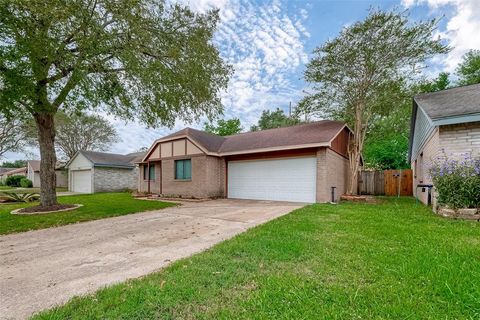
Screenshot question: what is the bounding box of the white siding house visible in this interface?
[66,151,144,193]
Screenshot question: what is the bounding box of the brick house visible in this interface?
[138,120,353,203]
[408,83,480,205]
[66,151,145,193]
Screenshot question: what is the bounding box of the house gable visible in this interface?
[68,152,93,170]
[144,138,204,162]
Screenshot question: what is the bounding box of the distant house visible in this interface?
[139,120,352,203]
[26,160,68,188]
[409,84,480,206]
[0,167,27,182]
[66,151,145,193]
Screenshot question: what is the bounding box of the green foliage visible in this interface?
[204,118,242,136]
[456,50,480,86]
[0,0,231,126]
[299,9,448,123]
[0,192,39,203]
[416,72,451,93]
[363,81,411,169]
[5,175,25,187]
[429,158,480,209]
[19,178,33,188]
[0,160,27,168]
[250,108,301,131]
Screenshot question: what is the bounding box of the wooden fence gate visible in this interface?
[358,169,413,196]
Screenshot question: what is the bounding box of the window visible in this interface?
[143,164,155,180]
[143,165,148,180]
[149,165,155,180]
[175,159,191,180]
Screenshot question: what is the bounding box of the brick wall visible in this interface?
[93,167,137,192]
[438,121,480,159]
[160,155,224,198]
[316,148,349,202]
[326,149,349,202]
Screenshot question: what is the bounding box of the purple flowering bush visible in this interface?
[429,157,480,209]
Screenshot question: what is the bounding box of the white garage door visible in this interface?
[228,157,317,203]
[71,170,92,193]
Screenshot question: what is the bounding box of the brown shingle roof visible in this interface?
[219,120,345,153]
[153,120,346,156]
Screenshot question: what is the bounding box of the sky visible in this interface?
[3,0,480,162]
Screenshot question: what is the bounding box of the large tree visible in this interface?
[250,108,301,131]
[0,115,28,159]
[298,10,448,194]
[456,49,480,86]
[204,118,242,136]
[0,0,231,207]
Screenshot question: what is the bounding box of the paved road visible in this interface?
[0,199,302,319]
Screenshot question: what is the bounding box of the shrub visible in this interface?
[0,192,39,203]
[429,157,480,209]
[20,178,33,188]
[5,175,25,187]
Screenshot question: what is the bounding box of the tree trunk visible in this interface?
[346,107,363,195]
[34,113,58,207]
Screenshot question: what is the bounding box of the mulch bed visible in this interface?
[17,204,77,214]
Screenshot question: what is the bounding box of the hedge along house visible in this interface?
[66,151,145,193]
[138,120,353,203]
[409,83,480,206]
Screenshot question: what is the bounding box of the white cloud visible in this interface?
[403,0,480,73]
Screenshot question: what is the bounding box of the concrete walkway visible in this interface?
[0,199,302,319]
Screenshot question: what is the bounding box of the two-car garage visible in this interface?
[227,157,317,203]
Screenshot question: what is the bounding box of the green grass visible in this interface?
[0,185,11,190]
[34,197,480,319]
[0,193,174,235]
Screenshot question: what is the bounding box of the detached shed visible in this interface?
[66,151,145,193]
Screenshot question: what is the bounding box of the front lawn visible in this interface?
[35,198,480,319]
[0,193,174,235]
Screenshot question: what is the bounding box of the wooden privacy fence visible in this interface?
[358,169,413,196]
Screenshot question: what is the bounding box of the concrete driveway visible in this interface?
[0,199,302,319]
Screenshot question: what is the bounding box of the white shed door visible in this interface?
[72,170,92,193]
[228,157,317,203]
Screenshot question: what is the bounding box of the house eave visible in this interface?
[431,113,480,126]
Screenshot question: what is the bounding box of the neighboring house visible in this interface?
[0,167,19,183]
[66,151,145,193]
[139,120,352,203]
[409,83,480,206]
[26,160,68,188]
[0,167,27,182]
